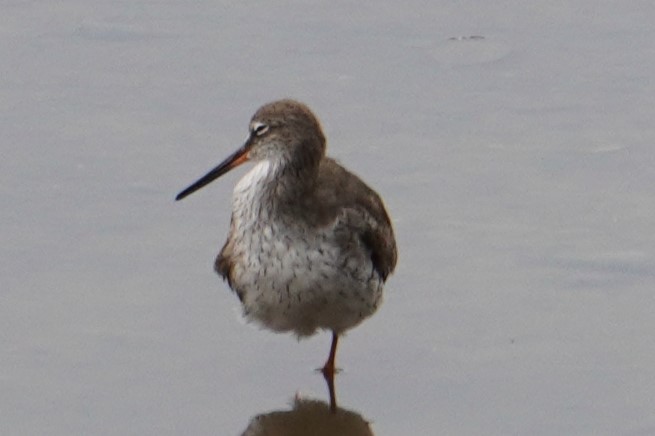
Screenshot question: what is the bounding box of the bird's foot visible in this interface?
[314,366,342,376]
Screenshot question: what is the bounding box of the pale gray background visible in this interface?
[2,1,654,435]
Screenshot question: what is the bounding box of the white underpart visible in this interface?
[234,159,275,196]
[227,159,383,337]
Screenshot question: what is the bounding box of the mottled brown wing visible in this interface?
[214,218,241,299]
[314,158,397,281]
[356,205,397,281]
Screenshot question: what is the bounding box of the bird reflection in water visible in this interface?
[241,396,374,436]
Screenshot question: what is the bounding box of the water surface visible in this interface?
[2,1,655,434]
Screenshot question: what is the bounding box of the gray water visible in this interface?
[3,1,655,434]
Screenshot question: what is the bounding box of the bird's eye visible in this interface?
[252,122,269,136]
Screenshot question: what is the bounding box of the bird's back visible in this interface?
[304,157,397,281]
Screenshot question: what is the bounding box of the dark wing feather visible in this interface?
[215,218,245,301]
[309,158,397,280]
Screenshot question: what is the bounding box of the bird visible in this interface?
[175,99,397,412]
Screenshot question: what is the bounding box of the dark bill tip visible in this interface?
[175,145,250,201]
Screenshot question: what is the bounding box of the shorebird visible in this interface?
[176,99,397,412]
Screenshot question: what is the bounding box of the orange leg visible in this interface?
[321,331,339,413]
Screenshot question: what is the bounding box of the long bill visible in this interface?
[175,142,250,201]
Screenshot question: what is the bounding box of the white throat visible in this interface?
[231,159,284,225]
[234,159,277,195]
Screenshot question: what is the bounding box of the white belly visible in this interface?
[230,222,383,336]
[227,160,384,336]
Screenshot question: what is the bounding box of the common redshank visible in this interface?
[176,99,397,412]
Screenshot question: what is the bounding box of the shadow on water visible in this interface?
[241,396,374,436]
